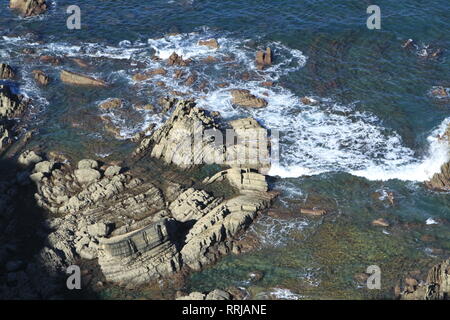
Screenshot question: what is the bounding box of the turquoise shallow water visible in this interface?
[1,0,449,299]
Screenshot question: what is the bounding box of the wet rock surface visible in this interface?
[60,70,107,87]
[9,0,47,17]
[135,99,270,170]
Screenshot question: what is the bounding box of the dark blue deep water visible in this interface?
[1,0,449,299]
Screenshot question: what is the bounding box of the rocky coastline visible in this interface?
[1,3,449,301]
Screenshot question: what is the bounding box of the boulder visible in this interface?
[132,68,167,81]
[60,70,107,87]
[206,289,231,300]
[255,47,272,69]
[39,55,62,65]
[34,161,54,174]
[0,63,15,79]
[18,150,42,167]
[198,39,220,49]
[427,162,450,191]
[176,292,206,300]
[301,96,319,105]
[77,159,99,170]
[32,70,50,86]
[136,99,224,168]
[74,168,101,184]
[230,89,268,108]
[104,165,121,177]
[167,52,190,66]
[9,0,47,17]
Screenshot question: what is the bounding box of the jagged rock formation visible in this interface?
[198,39,220,49]
[255,47,272,69]
[60,70,107,87]
[0,63,15,79]
[9,0,47,17]
[0,85,28,153]
[167,52,191,66]
[135,99,224,168]
[0,85,28,118]
[135,99,271,170]
[32,70,50,86]
[400,259,449,300]
[98,98,123,110]
[427,162,450,191]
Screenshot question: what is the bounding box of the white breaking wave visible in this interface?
[350,117,450,181]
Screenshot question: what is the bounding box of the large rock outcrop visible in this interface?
[0,63,15,79]
[0,85,28,118]
[134,99,224,168]
[135,99,271,170]
[427,125,450,191]
[28,153,275,285]
[9,0,47,17]
[400,259,450,300]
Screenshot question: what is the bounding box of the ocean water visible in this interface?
[1,0,449,299]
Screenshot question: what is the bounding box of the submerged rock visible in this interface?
[167,52,191,66]
[136,99,270,170]
[0,125,11,152]
[0,63,15,79]
[60,70,107,87]
[427,162,450,191]
[9,0,47,17]
[74,168,102,184]
[98,98,123,110]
